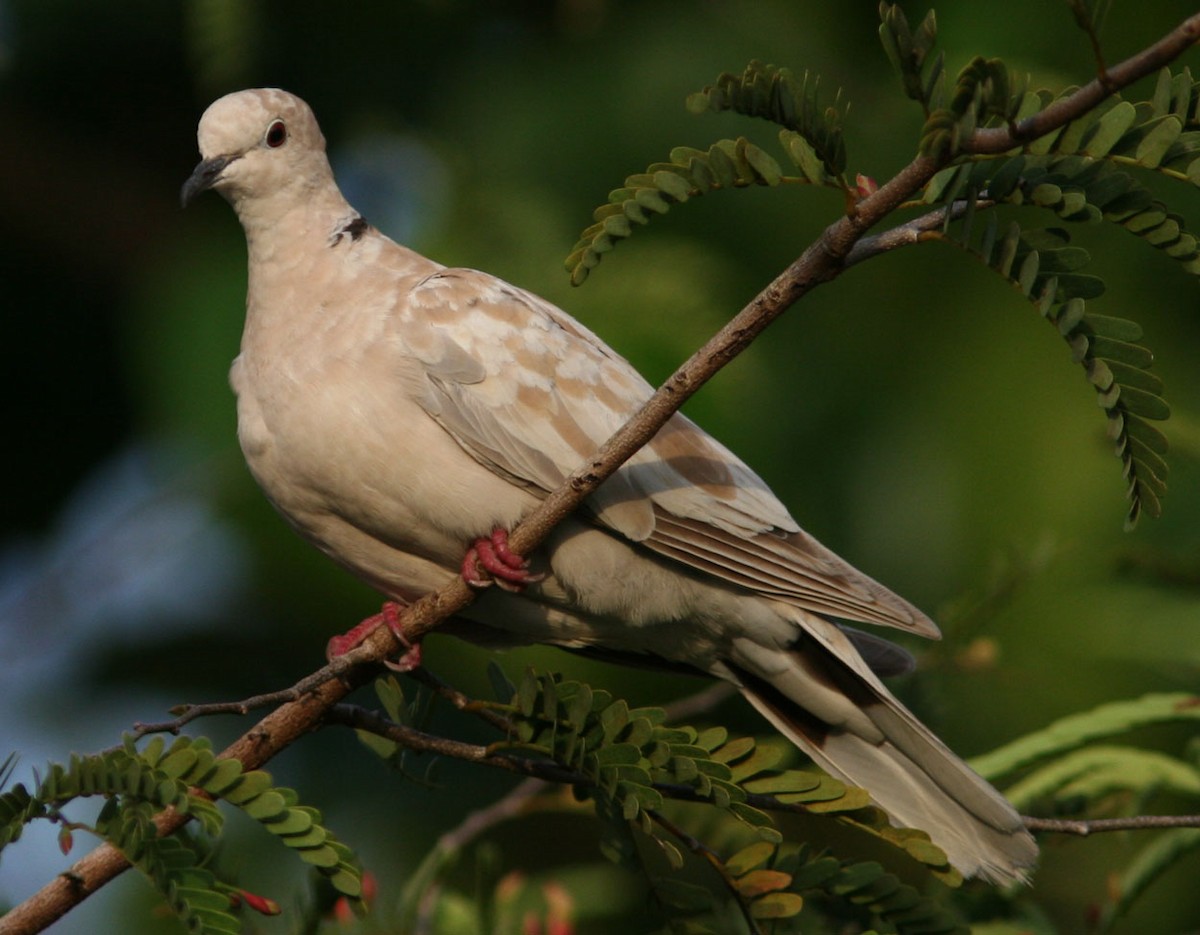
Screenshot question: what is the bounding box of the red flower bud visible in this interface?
[236,890,281,916]
[855,173,879,198]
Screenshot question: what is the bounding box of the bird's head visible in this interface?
[181,88,333,215]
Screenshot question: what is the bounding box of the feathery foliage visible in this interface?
[567,2,1200,529]
[0,736,363,933]
[971,693,1200,931]
[353,669,966,934]
[565,60,849,286]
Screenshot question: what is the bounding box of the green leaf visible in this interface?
[735,868,792,897]
[901,835,955,870]
[1089,336,1154,369]
[743,771,823,796]
[298,844,341,868]
[1112,386,1170,421]
[725,841,777,876]
[1135,115,1183,167]
[600,699,630,740]
[1004,745,1200,810]
[695,726,728,752]
[1124,414,1169,455]
[790,855,841,889]
[743,140,783,185]
[971,693,1200,779]
[750,891,805,919]
[517,668,539,717]
[1082,314,1143,342]
[591,743,643,767]
[166,749,209,786]
[1085,101,1138,157]
[220,770,273,806]
[330,867,363,897]
[240,790,288,821]
[830,860,885,896]
[194,758,239,798]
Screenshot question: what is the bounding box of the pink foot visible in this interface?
[461,527,544,592]
[325,601,422,671]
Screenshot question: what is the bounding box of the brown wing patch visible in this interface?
[649,418,738,500]
[512,383,597,460]
[556,374,595,401]
[476,291,527,325]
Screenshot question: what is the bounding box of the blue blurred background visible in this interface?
[2,1,1199,931]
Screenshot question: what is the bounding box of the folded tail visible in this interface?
[724,618,1037,885]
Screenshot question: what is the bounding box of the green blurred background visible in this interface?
[2,1,1199,932]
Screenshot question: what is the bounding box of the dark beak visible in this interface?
[180,155,235,207]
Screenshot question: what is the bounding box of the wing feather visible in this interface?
[394,267,936,636]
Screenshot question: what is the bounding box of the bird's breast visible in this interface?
[229,325,538,583]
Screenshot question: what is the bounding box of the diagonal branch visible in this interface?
[968,10,1200,155]
[3,12,1198,934]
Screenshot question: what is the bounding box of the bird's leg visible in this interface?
[325,601,422,671]
[461,527,545,592]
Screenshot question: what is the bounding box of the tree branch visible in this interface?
[1025,814,1200,836]
[304,704,1200,839]
[3,12,1197,933]
[968,11,1200,155]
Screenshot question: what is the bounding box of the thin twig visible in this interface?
[1025,814,1200,836]
[3,13,1198,934]
[844,198,994,268]
[324,704,577,782]
[404,666,515,733]
[132,687,308,736]
[329,703,1200,837]
[647,809,763,935]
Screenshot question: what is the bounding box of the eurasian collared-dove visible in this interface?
[182,88,1037,884]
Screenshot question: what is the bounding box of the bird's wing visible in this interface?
[394,266,937,637]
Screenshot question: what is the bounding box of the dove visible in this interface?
[182,88,1037,884]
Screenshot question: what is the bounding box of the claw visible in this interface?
[461,527,544,591]
[325,601,421,670]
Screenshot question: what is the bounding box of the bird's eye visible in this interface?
[265,120,287,148]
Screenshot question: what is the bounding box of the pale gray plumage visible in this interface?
[183,88,1037,883]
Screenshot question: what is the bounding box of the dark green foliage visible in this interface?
[716,841,968,934]
[566,59,849,285]
[492,667,955,875]
[921,56,1023,160]
[971,693,1200,931]
[565,137,795,286]
[568,9,1200,529]
[940,213,1167,526]
[0,736,363,934]
[499,669,964,932]
[910,65,1200,524]
[924,154,1177,526]
[388,668,966,934]
[972,692,1200,787]
[684,61,847,178]
[878,3,942,107]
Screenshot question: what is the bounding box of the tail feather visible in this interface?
[727,619,1037,885]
